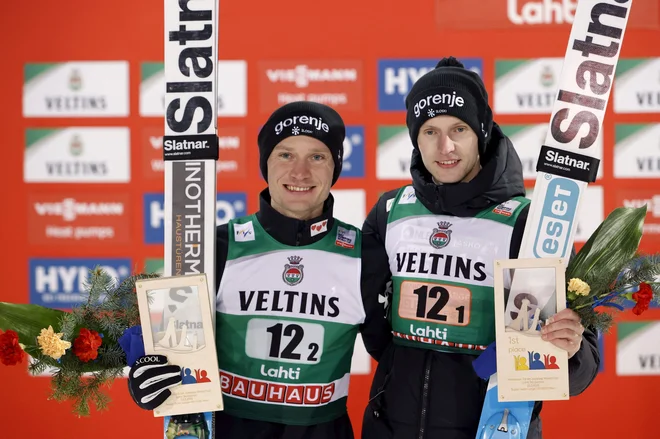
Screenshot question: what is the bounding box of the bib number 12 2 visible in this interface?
[246,319,325,365]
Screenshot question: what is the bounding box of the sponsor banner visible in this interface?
[435,0,658,30]
[140,60,247,117]
[350,334,371,375]
[376,126,412,180]
[331,189,366,229]
[145,258,165,276]
[501,124,603,180]
[614,123,660,178]
[614,58,660,113]
[258,61,363,114]
[29,258,131,308]
[28,193,130,245]
[526,185,603,243]
[377,58,483,111]
[494,58,563,114]
[341,126,365,178]
[220,370,350,406]
[24,127,130,183]
[23,61,129,117]
[614,189,660,245]
[143,127,246,180]
[144,192,247,244]
[597,331,604,373]
[617,322,660,376]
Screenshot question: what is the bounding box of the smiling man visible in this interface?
[128,101,372,439]
[359,58,600,439]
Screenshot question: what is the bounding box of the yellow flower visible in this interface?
[36,326,71,360]
[568,278,591,296]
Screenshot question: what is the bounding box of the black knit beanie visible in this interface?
[405,57,493,155]
[257,101,346,185]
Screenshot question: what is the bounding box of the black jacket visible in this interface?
[210,188,354,439]
[360,124,600,439]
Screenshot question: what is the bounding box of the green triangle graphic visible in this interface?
[617,321,651,342]
[615,124,648,144]
[378,126,407,146]
[495,60,529,80]
[25,129,60,149]
[615,59,646,79]
[145,258,164,274]
[24,63,59,84]
[141,62,164,82]
[500,124,533,138]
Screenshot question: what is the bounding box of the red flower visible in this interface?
[0,329,26,366]
[632,282,654,316]
[72,328,103,362]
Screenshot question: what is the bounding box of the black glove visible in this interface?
[128,354,182,410]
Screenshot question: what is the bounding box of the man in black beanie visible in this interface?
[359,58,600,439]
[127,101,378,439]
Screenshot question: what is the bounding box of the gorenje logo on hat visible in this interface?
[274,115,330,136]
[413,91,465,117]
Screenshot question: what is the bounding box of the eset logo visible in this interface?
[143,192,247,244]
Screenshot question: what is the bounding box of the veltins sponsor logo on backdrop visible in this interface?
[331,189,366,229]
[144,192,247,244]
[615,189,660,245]
[616,322,660,376]
[376,126,412,180]
[29,258,131,308]
[614,58,660,113]
[140,60,247,117]
[435,0,657,29]
[24,127,131,183]
[501,124,603,180]
[341,126,365,178]
[142,126,247,179]
[614,124,660,178]
[28,193,131,245]
[377,58,483,111]
[144,258,165,276]
[23,62,129,117]
[494,58,564,114]
[258,61,363,114]
[526,185,603,243]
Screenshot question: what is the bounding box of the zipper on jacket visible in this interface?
[418,351,432,439]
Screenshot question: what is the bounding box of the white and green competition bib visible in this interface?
[216,215,365,425]
[385,186,529,355]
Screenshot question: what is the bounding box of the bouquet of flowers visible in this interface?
[0,267,158,416]
[564,205,660,333]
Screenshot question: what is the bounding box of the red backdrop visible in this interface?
[1,1,659,437]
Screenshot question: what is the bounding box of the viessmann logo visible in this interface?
[34,198,124,221]
[259,60,363,114]
[265,65,358,88]
[28,193,131,245]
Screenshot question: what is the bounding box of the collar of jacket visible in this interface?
[410,123,526,218]
[254,188,336,246]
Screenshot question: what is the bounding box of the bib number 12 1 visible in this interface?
[399,281,471,326]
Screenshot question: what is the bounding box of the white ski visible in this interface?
[504,0,633,328]
[162,0,220,436]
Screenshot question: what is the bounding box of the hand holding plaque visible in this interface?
[135,274,224,417]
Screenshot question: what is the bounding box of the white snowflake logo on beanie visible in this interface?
[292,126,300,135]
[427,109,435,117]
